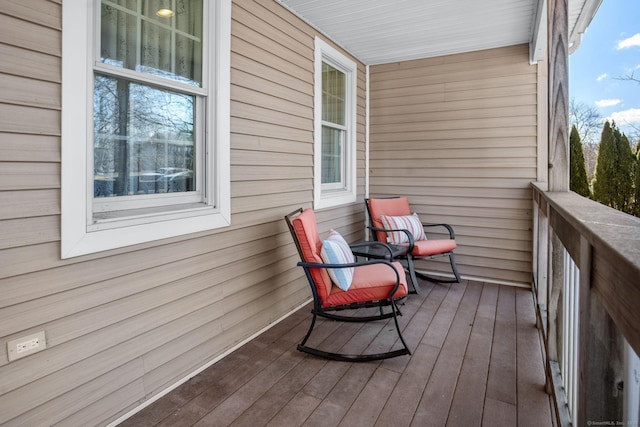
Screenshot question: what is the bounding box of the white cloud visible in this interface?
[605,108,640,125]
[617,33,640,49]
[595,99,621,107]
[596,73,608,82]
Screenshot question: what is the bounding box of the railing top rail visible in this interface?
[532,182,640,356]
[532,182,640,271]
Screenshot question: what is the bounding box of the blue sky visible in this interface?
[569,0,640,139]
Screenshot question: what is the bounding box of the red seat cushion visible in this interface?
[324,261,408,308]
[411,239,457,256]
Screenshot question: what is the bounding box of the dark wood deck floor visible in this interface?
[119,280,554,427]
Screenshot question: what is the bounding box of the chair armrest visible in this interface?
[367,225,416,250]
[421,223,455,239]
[298,258,397,270]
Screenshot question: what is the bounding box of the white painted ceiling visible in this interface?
[277,0,601,65]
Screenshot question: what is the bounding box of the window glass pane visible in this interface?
[100,0,203,86]
[322,62,345,125]
[94,74,195,197]
[100,2,137,69]
[321,125,343,184]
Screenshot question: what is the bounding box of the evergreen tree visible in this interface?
[593,122,615,206]
[633,141,640,217]
[616,130,635,214]
[592,121,635,214]
[569,125,591,197]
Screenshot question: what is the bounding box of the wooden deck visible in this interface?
[119,280,554,427]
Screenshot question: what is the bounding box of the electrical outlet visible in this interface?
[17,337,40,353]
[7,331,46,362]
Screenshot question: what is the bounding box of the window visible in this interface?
[314,37,357,209]
[61,0,231,258]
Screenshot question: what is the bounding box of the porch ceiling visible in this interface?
[277,0,601,65]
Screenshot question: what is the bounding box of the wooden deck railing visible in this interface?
[532,183,640,426]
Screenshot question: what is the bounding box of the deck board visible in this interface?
[446,284,498,427]
[486,286,518,405]
[515,286,554,427]
[119,281,553,427]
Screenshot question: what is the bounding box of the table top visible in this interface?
[350,242,406,260]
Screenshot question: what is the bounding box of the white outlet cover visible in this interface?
[7,331,46,362]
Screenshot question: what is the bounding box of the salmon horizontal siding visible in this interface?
[0,216,59,249]
[232,133,311,155]
[233,68,313,109]
[0,133,60,162]
[0,1,367,425]
[0,13,61,55]
[0,222,296,310]
[371,167,538,179]
[232,85,312,119]
[0,43,60,83]
[1,73,60,109]
[0,189,59,220]
[232,179,310,197]
[0,162,60,191]
[1,0,61,30]
[369,44,536,286]
[0,103,60,135]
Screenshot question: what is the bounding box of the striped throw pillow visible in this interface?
[320,230,355,291]
[380,213,427,244]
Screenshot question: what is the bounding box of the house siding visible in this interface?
[0,1,366,425]
[369,44,537,286]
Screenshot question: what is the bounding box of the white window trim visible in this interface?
[313,37,357,210]
[61,0,231,258]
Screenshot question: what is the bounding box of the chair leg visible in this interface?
[413,252,462,284]
[405,255,421,294]
[390,299,411,355]
[449,252,462,283]
[298,308,318,348]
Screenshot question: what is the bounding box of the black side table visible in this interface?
[349,241,405,261]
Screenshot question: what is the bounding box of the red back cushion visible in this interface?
[291,209,333,301]
[367,197,412,242]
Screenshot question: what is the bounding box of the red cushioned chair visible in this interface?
[285,208,411,362]
[366,197,461,294]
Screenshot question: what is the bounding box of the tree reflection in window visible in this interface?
[93,75,195,197]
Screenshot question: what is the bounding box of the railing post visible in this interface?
[537,201,549,328]
[533,194,549,329]
[577,235,591,427]
[549,232,562,374]
[624,339,640,425]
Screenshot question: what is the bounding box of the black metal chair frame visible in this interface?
[285,208,411,362]
[365,197,461,294]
